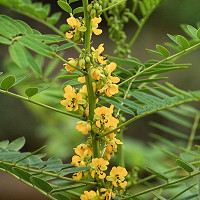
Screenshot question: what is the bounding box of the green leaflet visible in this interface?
[18,35,52,58]
[57,0,72,13]
[47,12,62,25]
[6,137,25,151]
[176,159,196,173]
[25,87,39,97]
[12,168,32,183]
[52,193,71,200]
[1,75,16,90]
[0,36,11,45]
[146,166,170,181]
[9,42,28,69]
[30,176,53,192]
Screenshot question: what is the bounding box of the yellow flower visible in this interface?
[92,17,102,35]
[76,121,91,135]
[106,62,120,83]
[72,171,83,180]
[104,83,119,97]
[74,143,93,157]
[90,158,109,179]
[91,66,103,80]
[91,44,107,65]
[72,155,85,167]
[104,133,122,160]
[94,105,119,128]
[78,76,86,83]
[64,58,78,73]
[61,85,82,111]
[65,16,86,39]
[106,166,128,188]
[100,188,116,200]
[80,190,99,200]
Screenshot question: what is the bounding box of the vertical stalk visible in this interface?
[187,114,200,150]
[118,130,125,167]
[82,0,99,158]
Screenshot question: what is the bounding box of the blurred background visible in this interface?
[0,0,200,199]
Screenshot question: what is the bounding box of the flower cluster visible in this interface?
[60,4,128,199]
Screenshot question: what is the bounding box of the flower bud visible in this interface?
[90,9,96,18]
[87,4,92,12]
[85,56,91,63]
[79,58,86,68]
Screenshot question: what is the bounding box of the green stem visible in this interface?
[101,0,127,13]
[52,52,87,75]
[117,130,125,167]
[120,42,200,87]
[10,7,82,53]
[122,170,200,199]
[0,160,97,185]
[127,160,200,189]
[82,0,99,158]
[0,168,57,200]
[187,114,200,150]
[128,0,163,48]
[0,89,84,120]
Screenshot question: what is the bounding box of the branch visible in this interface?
[119,42,200,87]
[0,160,97,186]
[123,170,200,199]
[101,0,127,13]
[9,7,82,53]
[0,89,85,120]
[0,168,57,200]
[97,90,200,139]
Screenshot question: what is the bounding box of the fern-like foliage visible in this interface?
[0,137,94,200]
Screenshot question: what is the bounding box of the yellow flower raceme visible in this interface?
[106,166,128,188]
[92,17,102,35]
[91,44,107,65]
[94,105,119,128]
[61,85,82,111]
[76,121,91,135]
[65,16,86,39]
[64,58,78,73]
[80,190,99,200]
[90,158,109,179]
[100,188,116,200]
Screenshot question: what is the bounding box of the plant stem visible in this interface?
[122,170,200,199]
[0,161,97,185]
[0,168,57,200]
[101,0,127,13]
[82,0,99,158]
[0,89,84,120]
[187,114,200,150]
[10,7,82,53]
[120,42,200,87]
[52,52,87,75]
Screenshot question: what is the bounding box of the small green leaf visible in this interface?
[146,167,170,181]
[0,72,3,76]
[176,159,196,173]
[12,168,32,182]
[1,75,16,90]
[180,153,195,162]
[69,0,79,3]
[139,1,146,16]
[156,45,170,57]
[59,24,71,32]
[52,193,71,200]
[0,140,9,149]
[57,0,72,13]
[0,36,11,45]
[6,137,25,151]
[73,7,84,15]
[30,176,53,192]
[25,87,39,97]
[187,25,198,38]
[197,28,200,39]
[146,48,163,57]
[47,12,62,25]
[176,35,189,49]
[57,43,75,51]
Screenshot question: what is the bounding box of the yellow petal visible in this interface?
[93,28,102,35]
[65,31,73,39]
[67,17,77,27]
[92,17,102,25]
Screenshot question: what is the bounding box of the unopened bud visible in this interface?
[79,58,85,68]
[90,9,96,18]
